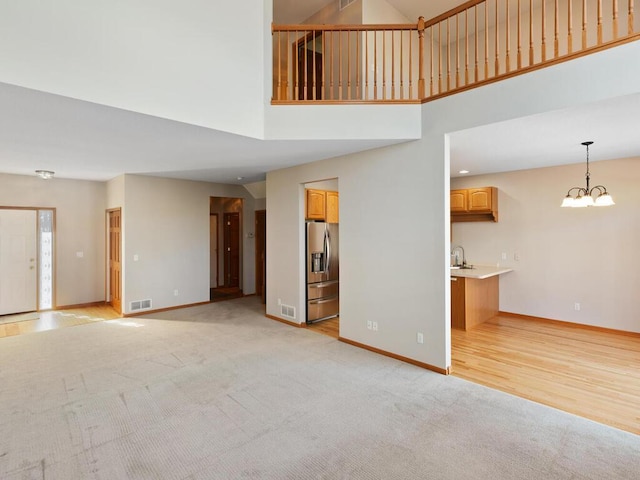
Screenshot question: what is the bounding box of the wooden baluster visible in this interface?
[430,24,435,96]
[295,32,300,100]
[613,0,619,38]
[313,31,317,100]
[597,0,603,44]
[277,32,281,100]
[355,30,360,100]
[410,29,414,99]
[399,31,403,99]
[582,0,588,49]
[630,0,635,34]
[517,0,522,69]
[339,31,343,100]
[554,0,559,58]
[304,31,308,100]
[439,22,443,92]
[542,0,547,61]
[495,0,500,76]
[506,0,511,73]
[365,31,369,101]
[418,16,426,99]
[383,31,387,100]
[465,9,470,85]
[392,30,396,100]
[329,31,334,100]
[568,0,573,54]
[485,2,489,78]
[322,31,327,100]
[374,31,378,100]
[347,30,351,100]
[447,18,451,90]
[529,0,534,65]
[475,5,479,82]
[456,14,460,88]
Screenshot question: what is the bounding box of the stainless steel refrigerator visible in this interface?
[306,221,339,323]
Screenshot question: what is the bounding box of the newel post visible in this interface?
[418,16,426,99]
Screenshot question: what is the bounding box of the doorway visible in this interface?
[107,208,122,314]
[210,197,243,302]
[255,210,266,304]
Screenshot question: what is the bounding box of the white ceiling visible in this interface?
[1,0,638,185]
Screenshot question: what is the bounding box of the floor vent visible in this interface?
[130,299,152,311]
[281,304,296,319]
[340,0,356,10]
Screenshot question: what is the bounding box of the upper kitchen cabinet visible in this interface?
[326,191,339,223]
[306,189,326,220]
[451,187,498,222]
[305,189,339,222]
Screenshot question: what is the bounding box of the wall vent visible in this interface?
[130,299,152,311]
[339,0,356,11]
[280,304,296,319]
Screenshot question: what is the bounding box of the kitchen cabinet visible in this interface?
[451,275,499,330]
[306,189,326,220]
[306,189,339,222]
[326,191,339,223]
[451,187,498,222]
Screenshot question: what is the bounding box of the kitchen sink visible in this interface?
[450,265,474,270]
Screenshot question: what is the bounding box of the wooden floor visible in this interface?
[0,305,120,338]
[306,316,339,338]
[452,314,640,435]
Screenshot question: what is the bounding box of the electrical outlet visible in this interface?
[514,252,520,261]
[372,322,378,331]
[174,289,179,296]
[417,332,424,344]
[367,320,372,330]
[277,298,282,306]
[574,302,580,311]
[501,252,507,260]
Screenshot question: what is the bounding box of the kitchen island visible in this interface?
[450,266,512,330]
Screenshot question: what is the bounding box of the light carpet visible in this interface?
[0,297,638,479]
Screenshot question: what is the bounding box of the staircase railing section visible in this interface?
[272,0,638,104]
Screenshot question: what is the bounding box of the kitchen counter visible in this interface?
[451,266,512,330]
[450,265,513,279]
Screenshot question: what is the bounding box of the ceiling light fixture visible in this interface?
[35,170,55,180]
[459,170,470,174]
[561,141,614,208]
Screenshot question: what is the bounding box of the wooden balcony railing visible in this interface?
[272,0,639,104]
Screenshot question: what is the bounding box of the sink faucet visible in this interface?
[451,245,466,267]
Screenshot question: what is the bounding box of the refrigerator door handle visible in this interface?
[325,228,331,273]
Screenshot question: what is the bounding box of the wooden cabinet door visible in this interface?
[326,191,339,223]
[450,189,468,212]
[306,189,326,220]
[451,277,466,330]
[468,188,492,212]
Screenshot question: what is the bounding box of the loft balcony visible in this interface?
[272,0,640,105]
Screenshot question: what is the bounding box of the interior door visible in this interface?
[210,214,218,288]
[255,210,266,303]
[0,209,37,315]
[108,209,122,314]
[223,212,240,288]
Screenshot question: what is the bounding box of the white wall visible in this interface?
[0,173,106,307]
[451,157,640,333]
[120,175,256,314]
[266,40,640,371]
[0,0,268,138]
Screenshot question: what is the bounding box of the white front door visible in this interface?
[0,209,38,315]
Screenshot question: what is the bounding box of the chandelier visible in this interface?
[35,170,55,180]
[561,141,614,207]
